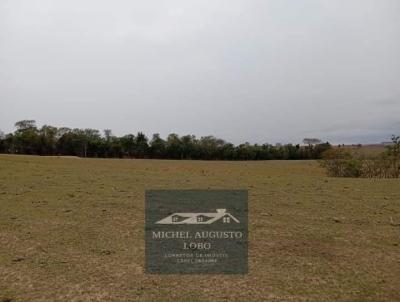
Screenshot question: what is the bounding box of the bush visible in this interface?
[320,136,400,178]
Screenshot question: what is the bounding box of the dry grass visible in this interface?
[335,144,387,157]
[0,154,399,301]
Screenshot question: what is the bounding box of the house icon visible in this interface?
[156,209,239,224]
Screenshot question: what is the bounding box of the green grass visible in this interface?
[0,155,399,301]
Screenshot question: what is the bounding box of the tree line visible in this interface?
[0,120,332,160]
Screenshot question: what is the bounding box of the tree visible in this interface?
[181,135,196,159]
[303,138,322,146]
[0,130,5,153]
[149,134,166,159]
[104,129,112,142]
[166,134,183,159]
[386,135,400,157]
[135,132,149,158]
[39,125,58,155]
[13,120,39,154]
[15,120,36,131]
[384,135,400,178]
[120,134,135,157]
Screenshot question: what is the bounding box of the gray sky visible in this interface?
[1,0,399,144]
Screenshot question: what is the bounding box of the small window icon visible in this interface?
[223,216,230,223]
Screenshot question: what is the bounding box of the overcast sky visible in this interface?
[1,0,399,144]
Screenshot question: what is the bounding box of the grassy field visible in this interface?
[0,155,399,301]
[336,144,387,157]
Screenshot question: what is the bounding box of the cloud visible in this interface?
[0,0,399,144]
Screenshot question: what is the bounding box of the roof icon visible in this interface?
[156,209,239,224]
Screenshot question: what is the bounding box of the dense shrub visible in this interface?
[321,136,400,178]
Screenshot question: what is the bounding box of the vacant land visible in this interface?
[336,144,387,157]
[0,155,399,301]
